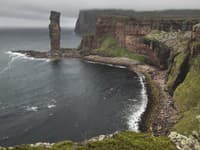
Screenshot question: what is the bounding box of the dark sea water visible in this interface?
[0,28,148,147]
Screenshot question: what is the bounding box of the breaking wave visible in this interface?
[0,51,50,75]
[0,54,20,75]
[127,73,148,132]
[6,51,50,62]
[25,106,38,112]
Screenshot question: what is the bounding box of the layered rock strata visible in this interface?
[75,9,200,35]
[49,11,61,51]
[80,16,200,68]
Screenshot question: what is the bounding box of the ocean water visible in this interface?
[0,28,148,146]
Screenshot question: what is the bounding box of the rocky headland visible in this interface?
[8,10,200,150]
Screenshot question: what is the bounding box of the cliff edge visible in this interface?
[75,9,200,35]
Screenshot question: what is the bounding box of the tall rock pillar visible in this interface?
[49,11,61,51]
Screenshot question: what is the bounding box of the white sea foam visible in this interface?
[6,51,50,62]
[0,51,50,75]
[85,60,127,69]
[0,54,20,75]
[25,106,38,112]
[127,73,148,132]
[47,104,56,109]
[128,98,138,102]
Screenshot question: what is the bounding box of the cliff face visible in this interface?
[144,24,200,149]
[167,24,200,149]
[80,16,200,68]
[75,9,200,35]
[75,9,136,35]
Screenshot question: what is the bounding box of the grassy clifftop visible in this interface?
[173,54,200,135]
[0,131,176,150]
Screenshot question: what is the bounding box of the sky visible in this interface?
[0,0,200,28]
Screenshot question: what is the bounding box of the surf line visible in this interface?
[0,54,20,75]
[6,51,50,62]
[83,59,148,132]
[127,73,148,132]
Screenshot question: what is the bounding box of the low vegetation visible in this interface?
[95,36,151,64]
[166,52,189,93]
[192,38,200,49]
[173,54,200,135]
[0,131,176,150]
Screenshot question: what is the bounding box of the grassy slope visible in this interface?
[95,36,151,64]
[144,29,200,137]
[173,54,200,135]
[166,52,188,92]
[192,39,200,48]
[1,131,176,150]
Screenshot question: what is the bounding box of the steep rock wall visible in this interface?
[81,16,199,67]
[75,9,200,35]
[49,11,61,51]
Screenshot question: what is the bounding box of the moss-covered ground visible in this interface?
[166,52,188,93]
[0,131,176,150]
[192,38,200,49]
[95,36,151,64]
[173,54,200,135]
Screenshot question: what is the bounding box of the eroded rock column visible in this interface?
[49,11,61,51]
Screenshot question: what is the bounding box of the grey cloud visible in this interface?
[0,0,200,27]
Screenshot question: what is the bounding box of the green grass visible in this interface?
[96,36,151,64]
[52,141,74,150]
[167,52,188,93]
[192,38,200,48]
[173,105,200,135]
[2,131,177,150]
[173,54,200,135]
[77,131,176,150]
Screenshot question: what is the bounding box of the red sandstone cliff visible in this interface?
[49,11,61,51]
[80,16,200,68]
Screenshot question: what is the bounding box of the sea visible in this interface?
[0,28,148,146]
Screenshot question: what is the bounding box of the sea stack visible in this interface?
[49,11,61,51]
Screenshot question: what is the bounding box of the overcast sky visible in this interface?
[0,0,200,28]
